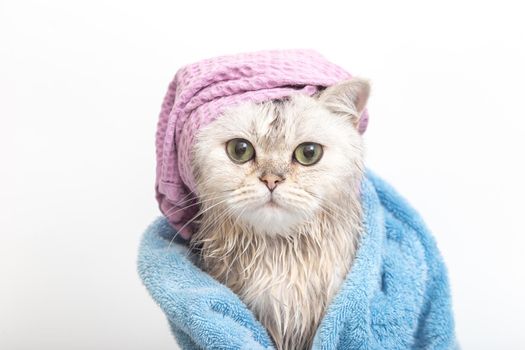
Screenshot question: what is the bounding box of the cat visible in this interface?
[188,78,370,350]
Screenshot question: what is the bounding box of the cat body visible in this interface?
[189,79,370,349]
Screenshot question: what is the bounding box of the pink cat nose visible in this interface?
[259,173,284,192]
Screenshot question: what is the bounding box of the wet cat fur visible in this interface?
[189,78,370,350]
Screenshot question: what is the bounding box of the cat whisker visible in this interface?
[195,206,237,246]
[163,192,234,217]
[167,197,232,249]
[172,188,234,205]
[226,190,262,207]
[170,189,197,206]
[168,177,238,208]
[304,189,355,218]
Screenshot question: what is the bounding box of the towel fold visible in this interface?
[137,171,457,349]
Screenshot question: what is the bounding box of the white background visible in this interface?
[1,1,524,349]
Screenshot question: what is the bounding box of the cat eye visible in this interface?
[226,138,255,164]
[293,142,323,166]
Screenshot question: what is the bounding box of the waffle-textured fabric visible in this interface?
[138,171,458,349]
[155,49,369,239]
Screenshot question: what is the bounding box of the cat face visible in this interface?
[191,79,369,236]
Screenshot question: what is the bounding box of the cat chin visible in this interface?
[241,205,308,237]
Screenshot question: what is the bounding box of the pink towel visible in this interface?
[155,49,369,239]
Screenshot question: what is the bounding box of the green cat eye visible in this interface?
[293,142,323,166]
[226,138,255,164]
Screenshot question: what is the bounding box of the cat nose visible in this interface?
[259,173,284,192]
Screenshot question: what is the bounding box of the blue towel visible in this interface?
[137,171,458,349]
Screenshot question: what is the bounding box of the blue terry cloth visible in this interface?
[137,171,458,349]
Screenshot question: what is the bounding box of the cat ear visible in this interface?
[318,78,370,129]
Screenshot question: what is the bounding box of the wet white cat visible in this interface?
[189,78,370,350]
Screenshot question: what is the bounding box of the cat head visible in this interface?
[190,78,370,237]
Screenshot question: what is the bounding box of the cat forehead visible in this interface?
[217,94,330,146]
